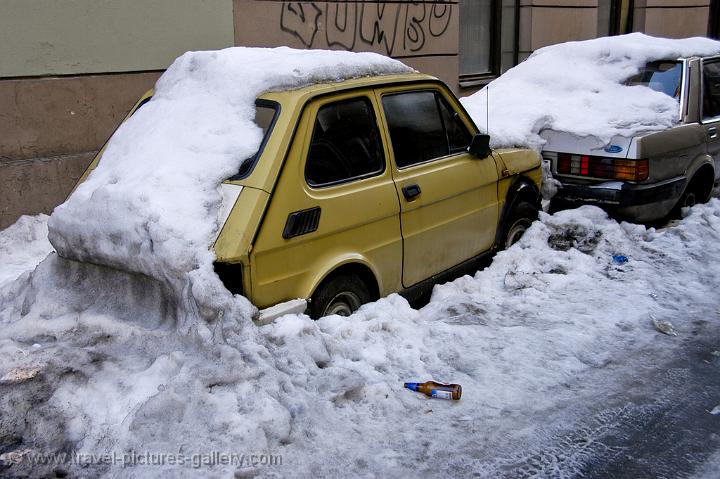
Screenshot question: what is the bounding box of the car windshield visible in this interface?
[624,61,682,100]
[230,102,280,180]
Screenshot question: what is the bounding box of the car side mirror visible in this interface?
[468,134,492,158]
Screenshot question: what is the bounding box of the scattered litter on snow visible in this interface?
[0,365,42,384]
[0,214,53,288]
[461,33,720,150]
[613,255,629,265]
[652,316,678,336]
[46,47,413,335]
[547,222,603,253]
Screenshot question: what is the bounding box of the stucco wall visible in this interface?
[233,0,460,87]
[0,0,234,77]
[519,0,598,59]
[639,0,712,38]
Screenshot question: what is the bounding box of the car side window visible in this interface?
[305,98,384,187]
[438,96,473,154]
[382,90,471,168]
[703,61,720,120]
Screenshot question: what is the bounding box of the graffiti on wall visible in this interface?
[280,1,454,57]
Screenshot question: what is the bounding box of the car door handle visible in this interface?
[709,127,718,139]
[402,184,421,201]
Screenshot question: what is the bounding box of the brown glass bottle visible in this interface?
[404,381,462,400]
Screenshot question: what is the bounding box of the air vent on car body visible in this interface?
[283,207,321,239]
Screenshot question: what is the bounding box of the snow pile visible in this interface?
[47,47,413,331]
[2,201,719,477]
[461,33,720,150]
[0,215,53,288]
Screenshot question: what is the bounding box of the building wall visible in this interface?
[519,0,599,62]
[232,0,460,89]
[0,0,716,228]
[639,0,711,38]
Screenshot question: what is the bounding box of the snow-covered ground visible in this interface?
[1,201,719,477]
[461,33,720,150]
[0,214,52,288]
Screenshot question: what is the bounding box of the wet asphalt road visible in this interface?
[494,316,720,479]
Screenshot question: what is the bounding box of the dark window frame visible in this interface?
[710,0,720,39]
[436,93,473,155]
[609,0,634,36]
[229,99,281,181]
[304,96,386,189]
[701,58,720,122]
[381,88,473,170]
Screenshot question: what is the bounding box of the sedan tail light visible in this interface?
[557,153,648,181]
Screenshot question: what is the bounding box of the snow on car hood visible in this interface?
[461,33,720,151]
[46,47,413,331]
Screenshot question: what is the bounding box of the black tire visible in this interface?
[309,274,373,319]
[671,172,714,218]
[501,201,539,250]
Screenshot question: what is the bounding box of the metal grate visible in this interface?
[283,207,321,239]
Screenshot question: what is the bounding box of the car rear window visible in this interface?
[625,61,682,99]
[229,100,280,180]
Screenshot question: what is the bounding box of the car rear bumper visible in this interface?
[554,176,685,222]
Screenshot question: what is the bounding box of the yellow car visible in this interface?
[82,73,542,320]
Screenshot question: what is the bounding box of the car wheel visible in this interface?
[673,172,714,217]
[502,201,539,249]
[310,274,373,319]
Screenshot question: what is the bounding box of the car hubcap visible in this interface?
[324,291,362,317]
[683,191,697,208]
[505,220,528,249]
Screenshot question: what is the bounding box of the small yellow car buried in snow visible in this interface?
[81,73,542,321]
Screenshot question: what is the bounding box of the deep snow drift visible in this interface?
[47,47,413,334]
[1,201,719,477]
[0,214,52,288]
[461,33,720,150]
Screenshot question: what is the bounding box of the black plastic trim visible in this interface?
[555,176,686,206]
[283,206,321,239]
[399,249,495,304]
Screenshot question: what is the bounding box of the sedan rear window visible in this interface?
[625,61,682,99]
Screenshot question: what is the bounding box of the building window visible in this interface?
[710,0,720,39]
[459,0,517,88]
[599,0,634,36]
[459,0,497,76]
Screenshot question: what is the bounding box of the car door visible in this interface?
[701,57,720,179]
[250,91,402,308]
[375,85,500,288]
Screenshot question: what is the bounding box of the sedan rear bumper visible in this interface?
[554,176,686,222]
